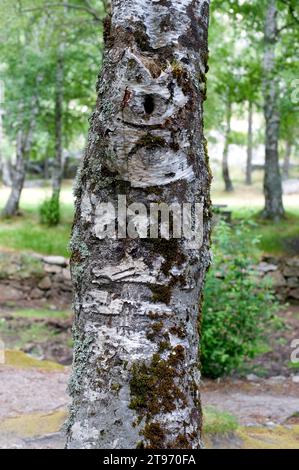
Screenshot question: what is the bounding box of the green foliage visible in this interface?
[0,0,105,167]
[201,221,279,378]
[39,195,60,226]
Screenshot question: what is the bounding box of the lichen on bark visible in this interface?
[66,0,211,449]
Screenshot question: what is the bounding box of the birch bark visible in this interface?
[262,0,284,220]
[67,0,211,449]
[222,99,233,192]
[245,101,253,185]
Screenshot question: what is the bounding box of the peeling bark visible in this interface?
[67,0,211,450]
[262,0,284,220]
[222,99,233,192]
[245,101,253,185]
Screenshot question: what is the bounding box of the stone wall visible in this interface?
[257,256,299,302]
[0,252,72,309]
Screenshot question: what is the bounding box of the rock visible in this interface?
[289,289,299,300]
[52,274,65,284]
[292,375,299,384]
[264,271,287,287]
[268,375,287,384]
[38,276,52,291]
[246,374,259,382]
[44,264,62,275]
[62,268,71,281]
[287,277,298,288]
[265,421,276,428]
[262,255,281,264]
[283,266,299,277]
[286,257,299,268]
[257,262,278,274]
[0,285,23,302]
[30,288,44,299]
[42,256,68,267]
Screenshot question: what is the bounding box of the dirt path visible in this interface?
[202,377,299,426]
[201,377,299,448]
[0,358,70,449]
[0,353,298,449]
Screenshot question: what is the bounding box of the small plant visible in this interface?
[201,221,279,378]
[39,195,60,227]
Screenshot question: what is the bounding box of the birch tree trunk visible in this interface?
[52,46,64,200]
[222,99,233,192]
[2,129,31,217]
[282,140,292,180]
[66,0,211,450]
[245,100,253,185]
[262,0,284,220]
[0,93,3,184]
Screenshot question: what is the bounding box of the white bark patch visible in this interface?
[82,293,174,316]
[71,421,99,448]
[86,323,156,362]
[92,256,159,284]
[112,0,206,49]
[83,289,124,315]
[127,148,194,188]
[102,50,195,187]
[80,191,93,222]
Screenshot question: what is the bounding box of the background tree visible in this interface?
[0,0,105,219]
[262,0,284,220]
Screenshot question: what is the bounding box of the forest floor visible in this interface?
[0,180,298,448]
[0,304,298,449]
[0,352,298,449]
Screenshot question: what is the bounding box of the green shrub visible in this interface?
[39,195,60,226]
[201,221,279,378]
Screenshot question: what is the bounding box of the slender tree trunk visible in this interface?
[52,47,64,199]
[262,0,284,220]
[44,157,49,180]
[222,99,233,192]
[245,101,253,185]
[282,140,292,180]
[0,96,3,183]
[2,131,27,217]
[67,0,211,450]
[2,159,12,187]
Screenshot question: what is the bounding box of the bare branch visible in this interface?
[21,2,103,22]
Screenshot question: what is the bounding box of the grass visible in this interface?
[0,410,67,438]
[232,209,299,255]
[288,361,299,370]
[0,179,298,257]
[203,406,239,436]
[5,308,72,320]
[2,350,64,370]
[0,320,56,348]
[0,185,73,256]
[0,309,72,351]
[0,218,71,257]
[203,405,299,449]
